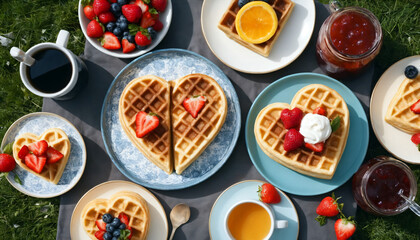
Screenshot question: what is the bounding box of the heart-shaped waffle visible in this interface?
[254,84,349,179]
[119,74,227,174]
[12,128,71,184]
[81,191,150,240]
[385,76,420,134]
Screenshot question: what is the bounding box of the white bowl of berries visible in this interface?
[78,0,172,58]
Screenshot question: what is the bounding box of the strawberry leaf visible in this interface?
[14,172,22,185]
[417,143,420,152]
[2,142,13,155]
[119,229,131,239]
[81,0,94,6]
[330,116,341,132]
[149,8,158,15]
[143,0,151,4]
[315,215,327,226]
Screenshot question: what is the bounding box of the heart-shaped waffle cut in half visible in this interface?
[81,191,150,240]
[12,128,71,184]
[254,84,350,179]
[385,76,420,134]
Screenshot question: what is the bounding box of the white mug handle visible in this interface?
[275,220,288,229]
[56,30,70,48]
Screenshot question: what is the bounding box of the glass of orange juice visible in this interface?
[224,200,288,240]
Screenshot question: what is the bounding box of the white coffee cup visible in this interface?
[225,199,288,240]
[19,30,88,100]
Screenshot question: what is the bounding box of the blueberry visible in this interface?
[119,15,128,24]
[137,45,147,50]
[119,223,126,230]
[147,27,157,40]
[405,65,419,79]
[111,237,118,240]
[111,3,121,13]
[113,229,121,237]
[111,217,121,227]
[123,31,130,37]
[106,224,115,233]
[127,35,135,44]
[106,22,116,33]
[113,27,122,36]
[119,21,128,31]
[117,0,127,6]
[238,0,250,8]
[103,232,113,240]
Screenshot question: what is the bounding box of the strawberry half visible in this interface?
[140,12,156,29]
[280,108,303,129]
[183,95,206,118]
[100,32,121,50]
[94,230,105,240]
[134,0,149,13]
[118,212,130,226]
[122,39,136,53]
[411,133,420,151]
[410,99,420,114]
[305,142,325,153]
[313,107,327,116]
[335,217,356,240]
[28,140,48,156]
[18,145,29,160]
[135,111,160,138]
[46,147,64,164]
[283,129,304,152]
[258,183,281,204]
[95,219,107,231]
[24,153,46,173]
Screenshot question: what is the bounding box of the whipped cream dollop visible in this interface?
[299,113,332,144]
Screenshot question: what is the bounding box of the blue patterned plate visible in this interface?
[101,49,241,190]
[1,112,86,198]
[245,73,369,196]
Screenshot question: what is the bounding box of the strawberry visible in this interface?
[118,212,130,226]
[100,32,121,50]
[134,0,149,13]
[18,145,29,160]
[98,12,116,24]
[305,142,324,153]
[316,195,342,217]
[135,31,152,46]
[122,4,142,23]
[151,0,167,12]
[410,99,420,114]
[153,19,164,31]
[183,95,206,118]
[283,129,304,151]
[313,107,327,116]
[135,111,160,138]
[87,20,104,38]
[280,108,303,129]
[93,0,110,16]
[84,5,96,20]
[140,12,156,28]
[0,153,16,172]
[122,38,136,53]
[94,230,105,240]
[24,153,46,173]
[334,217,356,240]
[411,133,420,151]
[258,183,281,204]
[28,140,48,156]
[46,147,64,164]
[95,219,107,231]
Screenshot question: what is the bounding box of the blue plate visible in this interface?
[1,112,86,198]
[245,73,369,196]
[101,49,241,190]
[209,180,299,239]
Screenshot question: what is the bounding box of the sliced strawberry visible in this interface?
[46,147,64,164]
[122,38,136,53]
[135,31,152,46]
[410,99,420,114]
[313,107,327,116]
[87,19,104,38]
[283,129,304,152]
[99,12,116,24]
[28,140,48,156]
[100,32,121,50]
[18,145,29,160]
[84,5,96,20]
[135,111,160,138]
[305,142,324,153]
[95,219,107,231]
[280,108,303,129]
[153,19,163,31]
[24,153,46,173]
[335,217,356,240]
[140,12,156,28]
[94,230,105,240]
[134,0,149,13]
[182,95,206,118]
[118,212,130,226]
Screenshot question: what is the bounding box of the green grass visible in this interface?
[0,0,419,239]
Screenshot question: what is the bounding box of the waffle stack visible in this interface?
[218,0,295,57]
[12,128,71,184]
[385,76,420,134]
[171,74,228,174]
[254,84,349,179]
[119,75,173,174]
[81,191,150,240]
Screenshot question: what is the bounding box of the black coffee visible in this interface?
[27,48,72,93]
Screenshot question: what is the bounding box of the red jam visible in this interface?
[329,12,376,56]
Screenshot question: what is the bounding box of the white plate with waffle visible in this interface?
[370,55,420,164]
[70,180,168,240]
[0,112,86,198]
[201,0,316,74]
[245,73,369,196]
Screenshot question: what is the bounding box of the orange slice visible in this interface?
[235,1,278,44]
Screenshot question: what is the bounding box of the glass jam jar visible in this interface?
[352,156,417,216]
[316,1,383,79]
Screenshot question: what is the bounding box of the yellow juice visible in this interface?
[227,202,271,240]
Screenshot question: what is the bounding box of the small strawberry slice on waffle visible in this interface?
[183,95,206,118]
[24,153,46,173]
[28,140,48,156]
[305,142,325,153]
[135,111,160,138]
[410,99,420,114]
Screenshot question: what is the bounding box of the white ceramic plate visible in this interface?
[70,180,168,240]
[78,0,172,59]
[370,55,420,164]
[201,0,316,74]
